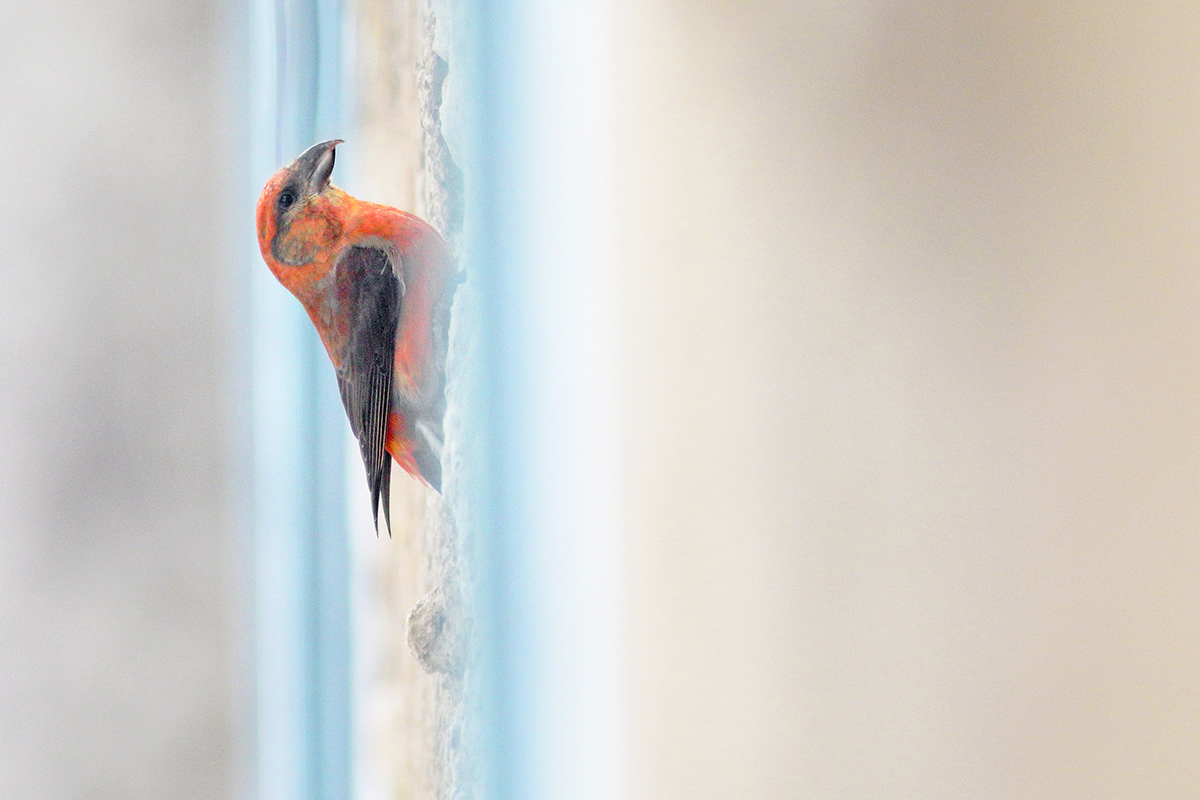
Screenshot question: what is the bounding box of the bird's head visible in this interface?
[256,139,347,269]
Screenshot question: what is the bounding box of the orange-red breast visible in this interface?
[256,140,455,534]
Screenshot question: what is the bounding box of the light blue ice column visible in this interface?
[249,0,351,798]
[464,0,625,797]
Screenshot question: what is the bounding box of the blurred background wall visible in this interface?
[613,2,1200,797]
[0,1,239,798]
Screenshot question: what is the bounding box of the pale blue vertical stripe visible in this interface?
[467,0,625,797]
[249,0,351,798]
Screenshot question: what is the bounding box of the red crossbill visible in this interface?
[256,140,455,534]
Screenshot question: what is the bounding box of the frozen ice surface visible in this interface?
[414,0,486,795]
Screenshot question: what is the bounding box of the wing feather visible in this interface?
[334,245,400,535]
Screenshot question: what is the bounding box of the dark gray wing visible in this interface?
[334,245,400,535]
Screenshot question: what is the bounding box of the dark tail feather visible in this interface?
[370,458,393,537]
[381,458,392,537]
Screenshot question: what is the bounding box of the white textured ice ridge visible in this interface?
[411,0,480,795]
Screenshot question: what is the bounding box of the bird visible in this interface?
[256,139,456,535]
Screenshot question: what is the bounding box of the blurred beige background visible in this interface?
[0,1,237,798]
[614,1,1200,798]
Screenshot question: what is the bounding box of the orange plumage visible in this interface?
[256,140,455,533]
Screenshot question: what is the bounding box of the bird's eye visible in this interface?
[278,191,296,210]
